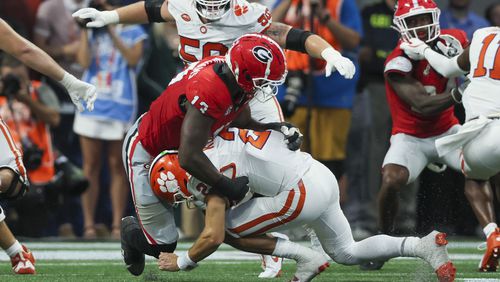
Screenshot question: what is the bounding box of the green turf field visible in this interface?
[0,241,498,281]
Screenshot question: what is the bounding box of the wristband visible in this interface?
[450,88,462,104]
[321,47,341,61]
[59,72,76,89]
[177,252,198,271]
[102,10,119,25]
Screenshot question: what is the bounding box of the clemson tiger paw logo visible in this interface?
[156,171,179,193]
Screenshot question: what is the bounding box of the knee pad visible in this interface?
[0,169,28,200]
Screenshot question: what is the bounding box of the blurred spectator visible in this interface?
[34,0,86,80]
[136,23,183,115]
[34,0,89,237]
[0,0,43,39]
[440,0,489,40]
[344,0,399,239]
[274,0,362,195]
[0,54,60,236]
[75,0,146,239]
[485,3,500,26]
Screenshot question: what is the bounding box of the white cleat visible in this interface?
[291,250,330,282]
[415,231,456,282]
[259,255,283,278]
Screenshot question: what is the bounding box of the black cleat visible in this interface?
[121,216,145,276]
[359,260,385,271]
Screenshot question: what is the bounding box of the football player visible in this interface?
[373,0,497,271]
[72,0,355,121]
[121,34,303,276]
[400,25,500,272]
[149,128,456,282]
[74,0,351,275]
[0,18,96,274]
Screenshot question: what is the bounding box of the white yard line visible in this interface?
[0,250,484,261]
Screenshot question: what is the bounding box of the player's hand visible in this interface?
[158,252,180,272]
[400,38,429,60]
[268,122,303,151]
[321,48,356,79]
[450,77,470,104]
[72,8,119,28]
[212,176,249,204]
[59,72,97,112]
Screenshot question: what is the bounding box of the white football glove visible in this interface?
[321,48,356,79]
[400,38,430,61]
[59,72,97,112]
[72,8,119,28]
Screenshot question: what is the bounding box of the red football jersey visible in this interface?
[138,57,246,156]
[384,29,468,138]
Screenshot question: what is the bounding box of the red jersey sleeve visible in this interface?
[185,76,233,120]
[384,45,413,76]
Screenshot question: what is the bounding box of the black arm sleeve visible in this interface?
[145,0,166,23]
[285,28,314,53]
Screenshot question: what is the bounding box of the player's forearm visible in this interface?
[423,47,467,78]
[12,41,65,81]
[179,150,222,186]
[412,92,455,116]
[115,1,149,24]
[187,195,227,263]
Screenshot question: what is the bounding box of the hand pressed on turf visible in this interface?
[158,252,180,272]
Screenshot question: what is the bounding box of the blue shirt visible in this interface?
[440,9,489,40]
[80,25,147,123]
[275,0,363,108]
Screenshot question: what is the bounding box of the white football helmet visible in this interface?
[195,0,231,21]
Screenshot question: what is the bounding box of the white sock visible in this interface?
[400,236,420,257]
[272,238,314,261]
[5,240,22,257]
[483,222,498,238]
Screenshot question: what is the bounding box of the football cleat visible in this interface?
[121,216,145,276]
[359,260,385,271]
[478,227,500,272]
[11,245,36,274]
[291,250,330,282]
[259,255,283,278]
[415,231,456,282]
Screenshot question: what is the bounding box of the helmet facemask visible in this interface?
[393,9,441,43]
[195,0,231,21]
[252,72,287,102]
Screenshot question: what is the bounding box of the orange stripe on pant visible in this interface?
[0,119,26,179]
[228,180,306,237]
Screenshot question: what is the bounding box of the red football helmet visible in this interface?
[225,33,287,101]
[393,0,441,43]
[148,150,193,207]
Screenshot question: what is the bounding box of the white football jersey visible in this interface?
[167,0,272,64]
[187,128,313,203]
[464,26,500,121]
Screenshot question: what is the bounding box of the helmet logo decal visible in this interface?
[252,46,273,64]
[157,171,180,193]
[181,13,191,22]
